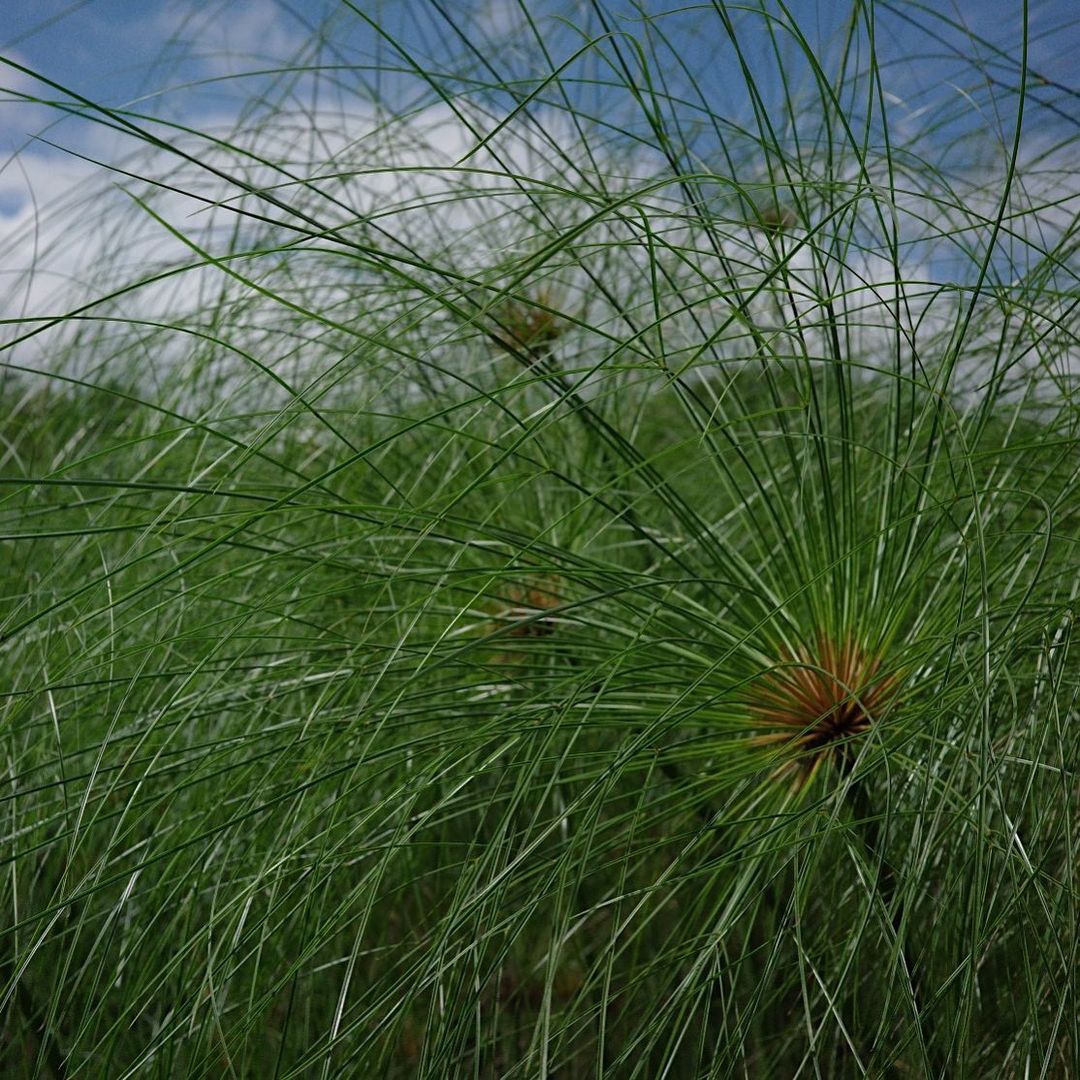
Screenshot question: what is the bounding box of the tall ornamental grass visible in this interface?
[1,1,1078,1075]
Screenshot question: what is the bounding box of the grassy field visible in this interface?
[2,2,1078,1076]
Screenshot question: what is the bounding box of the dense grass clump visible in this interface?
[1,2,1078,1076]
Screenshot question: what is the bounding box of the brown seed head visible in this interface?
[492,574,564,639]
[747,636,899,787]
[490,293,566,363]
[754,203,797,233]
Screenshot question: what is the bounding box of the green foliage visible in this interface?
[1,2,1078,1076]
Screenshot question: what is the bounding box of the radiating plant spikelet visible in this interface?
[747,635,901,788]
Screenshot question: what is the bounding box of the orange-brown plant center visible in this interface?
[491,296,565,362]
[748,637,898,783]
[492,575,563,639]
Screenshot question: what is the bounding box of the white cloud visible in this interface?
[474,0,527,38]
[2,35,1075,409]
[155,0,310,79]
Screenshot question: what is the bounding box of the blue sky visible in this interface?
[5,0,1077,125]
[1,1,1076,223]
[0,1,1075,350]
